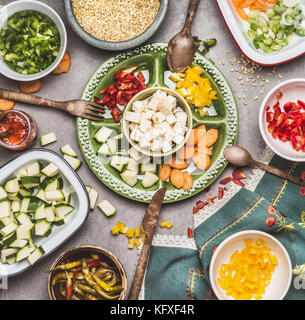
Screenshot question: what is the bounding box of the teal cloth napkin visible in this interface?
[143,155,305,300]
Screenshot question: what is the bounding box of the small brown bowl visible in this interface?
[48,245,127,300]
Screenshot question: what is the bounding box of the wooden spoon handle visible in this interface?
[0,88,67,110]
[252,160,305,186]
[183,0,200,32]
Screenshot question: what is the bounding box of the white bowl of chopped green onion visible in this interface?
[0,0,67,81]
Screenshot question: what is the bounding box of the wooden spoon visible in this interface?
[166,0,200,73]
[224,145,305,186]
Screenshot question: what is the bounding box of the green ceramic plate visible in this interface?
[77,43,238,203]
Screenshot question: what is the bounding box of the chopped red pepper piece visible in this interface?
[187,228,194,239]
[218,187,224,200]
[193,207,199,214]
[232,168,247,180]
[232,179,245,187]
[220,177,233,185]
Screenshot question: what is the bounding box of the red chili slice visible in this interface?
[232,179,245,187]
[196,201,208,209]
[187,228,194,239]
[193,207,199,214]
[232,168,247,180]
[220,177,233,185]
[218,187,224,200]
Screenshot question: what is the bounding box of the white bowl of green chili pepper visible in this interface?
[48,245,127,300]
[0,0,67,81]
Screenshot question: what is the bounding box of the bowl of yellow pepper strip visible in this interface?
[209,230,292,300]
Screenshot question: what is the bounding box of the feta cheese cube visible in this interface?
[173,135,184,145]
[152,112,166,124]
[162,141,172,153]
[130,129,143,142]
[151,138,162,152]
[167,113,177,126]
[143,110,154,121]
[175,111,188,125]
[151,128,162,139]
[132,100,146,113]
[163,128,174,142]
[139,138,151,149]
[129,123,138,131]
[144,129,154,142]
[139,120,152,133]
[166,95,177,109]
[126,111,141,124]
[159,122,171,135]
[173,122,187,136]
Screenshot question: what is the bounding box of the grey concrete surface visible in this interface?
[0,0,304,300]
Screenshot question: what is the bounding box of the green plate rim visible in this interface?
[77,42,238,203]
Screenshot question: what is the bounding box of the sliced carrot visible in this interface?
[170,169,186,189]
[167,157,189,170]
[239,0,256,8]
[177,145,195,160]
[205,129,219,148]
[0,98,15,111]
[160,164,171,182]
[193,152,211,171]
[53,51,71,75]
[19,80,42,94]
[182,172,193,191]
[186,124,206,146]
[196,144,213,156]
[235,6,248,20]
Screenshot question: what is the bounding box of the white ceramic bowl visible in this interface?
[216,0,305,66]
[209,230,292,300]
[259,78,305,162]
[122,87,192,158]
[0,0,67,81]
[0,149,90,277]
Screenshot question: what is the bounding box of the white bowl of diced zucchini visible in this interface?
[0,0,67,81]
[0,149,89,276]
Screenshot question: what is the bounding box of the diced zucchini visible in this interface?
[16,225,33,240]
[20,176,41,189]
[107,139,117,154]
[97,143,110,156]
[54,217,65,226]
[86,185,92,193]
[40,132,57,146]
[141,163,157,174]
[1,232,17,247]
[7,192,22,201]
[112,134,123,140]
[41,163,59,177]
[60,144,77,157]
[128,147,142,162]
[4,177,20,193]
[19,186,33,197]
[94,127,113,143]
[97,200,116,217]
[0,200,11,219]
[16,212,33,227]
[110,156,129,172]
[45,205,55,222]
[35,188,51,204]
[27,197,40,212]
[88,188,98,210]
[1,248,18,264]
[44,178,59,191]
[0,222,18,237]
[11,200,21,213]
[126,159,139,173]
[16,245,32,262]
[26,162,42,177]
[0,216,14,227]
[45,190,65,202]
[15,167,28,179]
[120,170,138,187]
[28,247,45,265]
[40,175,47,183]
[10,239,28,248]
[20,197,31,213]
[6,256,16,265]
[0,186,7,201]
[64,155,82,170]
[34,203,45,220]
[141,172,159,188]
[54,204,74,218]
[34,220,52,237]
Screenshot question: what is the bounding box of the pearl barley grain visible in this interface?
[72,0,160,42]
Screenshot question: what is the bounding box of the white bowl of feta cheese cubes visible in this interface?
[122,87,192,158]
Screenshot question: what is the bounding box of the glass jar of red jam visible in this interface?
[0,110,37,151]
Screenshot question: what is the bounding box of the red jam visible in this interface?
[0,112,29,146]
